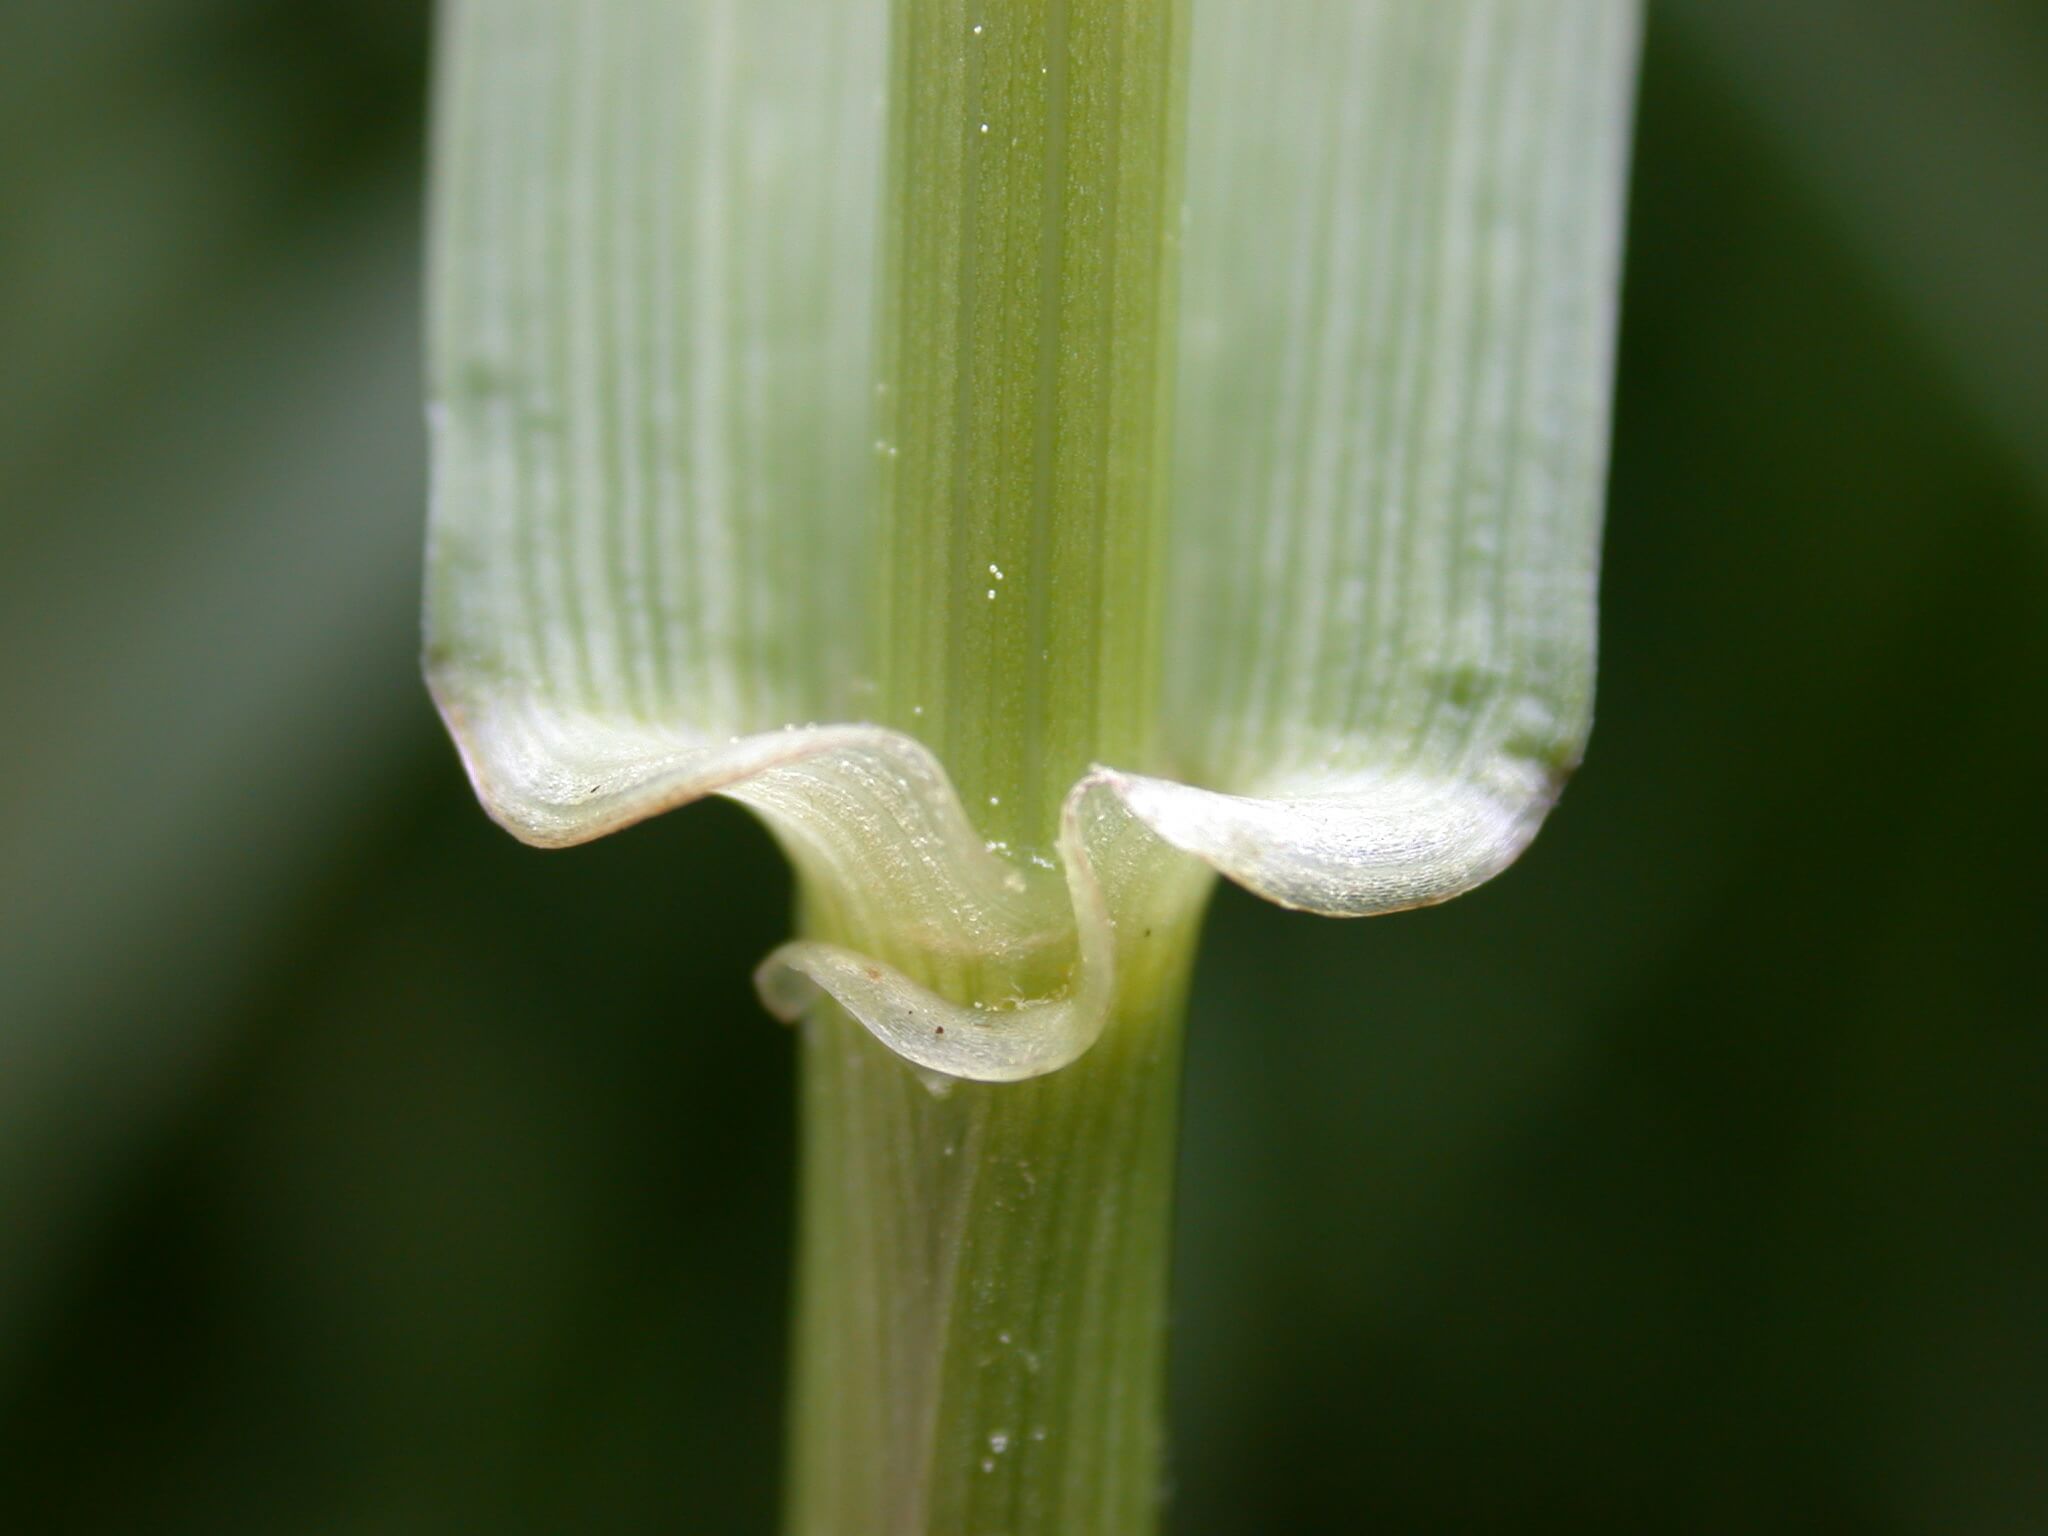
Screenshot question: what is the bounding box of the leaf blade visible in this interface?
[1142,0,1640,914]
[426,0,887,781]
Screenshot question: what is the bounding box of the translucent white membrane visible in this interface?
[432,690,1546,1081]
[426,0,1641,1081]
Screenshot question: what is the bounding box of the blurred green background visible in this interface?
[3,3,2044,1531]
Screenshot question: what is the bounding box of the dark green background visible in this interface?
[3,3,2043,1531]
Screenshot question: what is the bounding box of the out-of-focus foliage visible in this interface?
[1,4,2042,1533]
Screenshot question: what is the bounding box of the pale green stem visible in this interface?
[786,3,1202,1533]
[785,911,1202,1536]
